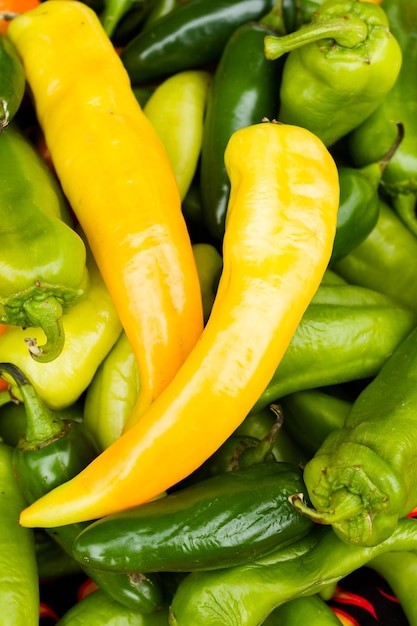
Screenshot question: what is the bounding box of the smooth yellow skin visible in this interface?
[19,122,339,528]
[144,70,211,201]
[8,1,204,418]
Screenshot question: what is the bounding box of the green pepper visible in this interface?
[348,0,417,236]
[191,242,222,323]
[368,551,417,626]
[99,0,150,37]
[141,0,182,29]
[264,0,402,148]
[263,594,342,625]
[199,20,283,243]
[144,69,211,201]
[57,589,170,626]
[0,241,122,411]
[0,34,25,132]
[280,387,352,456]
[83,330,140,452]
[329,166,380,265]
[0,124,89,362]
[120,0,276,85]
[5,362,166,613]
[290,324,417,546]
[333,200,417,315]
[35,528,83,580]
[253,281,415,411]
[168,518,417,625]
[72,461,313,574]
[0,441,39,625]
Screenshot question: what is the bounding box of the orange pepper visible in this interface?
[8,1,204,419]
[18,121,339,528]
[0,0,39,33]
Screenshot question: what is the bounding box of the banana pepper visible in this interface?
[18,120,339,528]
[8,0,204,419]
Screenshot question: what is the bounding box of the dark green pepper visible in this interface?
[72,461,313,574]
[253,281,415,411]
[329,166,380,265]
[120,0,276,85]
[0,125,89,362]
[0,33,25,132]
[264,0,402,147]
[199,20,283,243]
[291,325,417,546]
[99,0,150,37]
[333,200,417,315]
[4,363,165,613]
[348,0,417,236]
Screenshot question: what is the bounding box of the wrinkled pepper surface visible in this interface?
[8,0,204,419]
[0,124,89,362]
[18,120,339,528]
[291,324,417,546]
[264,0,402,147]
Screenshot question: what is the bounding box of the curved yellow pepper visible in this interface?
[8,0,204,418]
[19,121,339,528]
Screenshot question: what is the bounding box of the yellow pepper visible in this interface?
[19,121,339,528]
[8,0,204,419]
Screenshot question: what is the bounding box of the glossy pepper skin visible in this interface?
[0,33,25,131]
[120,0,276,84]
[18,121,339,528]
[253,281,415,411]
[5,363,166,614]
[0,124,89,363]
[264,0,402,147]
[169,518,417,625]
[72,462,313,574]
[200,20,283,243]
[329,167,380,265]
[263,594,342,625]
[0,441,38,626]
[291,325,417,546]
[8,0,204,419]
[348,0,417,236]
[0,243,122,411]
[333,200,417,315]
[144,69,211,201]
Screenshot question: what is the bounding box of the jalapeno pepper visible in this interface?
[120,0,277,84]
[348,0,417,236]
[18,121,339,528]
[264,0,402,147]
[333,200,417,315]
[0,33,25,131]
[8,0,204,419]
[263,594,342,625]
[169,518,417,625]
[0,124,89,362]
[199,20,283,243]
[290,324,417,546]
[0,441,39,625]
[0,242,122,411]
[4,362,166,613]
[72,461,313,574]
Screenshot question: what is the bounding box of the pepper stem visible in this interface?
[264,15,368,60]
[289,492,364,524]
[0,362,65,450]
[23,297,65,363]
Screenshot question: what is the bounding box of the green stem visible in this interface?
[264,14,368,60]
[289,492,364,524]
[0,362,65,449]
[23,297,65,363]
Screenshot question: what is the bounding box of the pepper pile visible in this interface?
[0,0,416,624]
